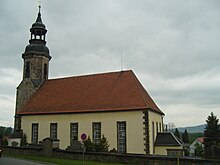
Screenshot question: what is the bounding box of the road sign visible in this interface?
[81,133,87,141]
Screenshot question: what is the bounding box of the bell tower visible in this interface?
[14,5,51,132]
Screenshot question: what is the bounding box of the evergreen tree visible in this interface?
[83,135,110,152]
[174,128,180,139]
[0,127,5,139]
[21,133,28,146]
[194,142,204,157]
[95,135,110,152]
[204,112,220,147]
[0,132,2,140]
[83,136,94,151]
[3,137,8,145]
[182,129,190,143]
[4,127,13,136]
[100,135,110,152]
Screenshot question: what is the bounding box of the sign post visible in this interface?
[81,133,87,164]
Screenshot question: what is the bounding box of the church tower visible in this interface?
[14,6,51,132]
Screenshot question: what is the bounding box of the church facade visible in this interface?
[14,7,165,155]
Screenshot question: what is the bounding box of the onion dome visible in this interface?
[31,6,47,35]
[22,6,51,60]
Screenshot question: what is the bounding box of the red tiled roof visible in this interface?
[197,137,204,143]
[18,70,164,115]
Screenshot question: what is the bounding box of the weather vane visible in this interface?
[38,0,42,8]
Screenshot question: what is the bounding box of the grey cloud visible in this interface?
[1,0,220,127]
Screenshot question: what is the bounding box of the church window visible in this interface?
[31,123,38,144]
[93,122,101,144]
[152,121,155,154]
[70,123,78,145]
[50,123,57,139]
[24,61,30,78]
[43,63,48,79]
[156,122,158,133]
[117,121,126,153]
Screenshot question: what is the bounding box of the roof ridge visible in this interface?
[48,70,133,81]
[170,132,183,145]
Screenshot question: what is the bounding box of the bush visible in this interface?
[83,136,94,152]
[94,135,110,152]
[83,134,110,152]
[194,142,204,157]
[21,133,28,146]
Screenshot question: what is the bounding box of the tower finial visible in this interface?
[35,0,43,23]
[38,0,42,12]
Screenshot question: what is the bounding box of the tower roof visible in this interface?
[23,5,51,60]
[31,5,47,34]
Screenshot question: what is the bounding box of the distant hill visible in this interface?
[174,124,206,133]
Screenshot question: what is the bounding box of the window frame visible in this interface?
[152,121,155,154]
[70,122,78,145]
[92,122,101,144]
[117,121,127,153]
[31,123,38,144]
[50,123,58,140]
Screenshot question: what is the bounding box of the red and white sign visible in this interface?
[81,133,87,141]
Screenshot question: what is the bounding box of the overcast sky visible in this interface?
[0,0,220,128]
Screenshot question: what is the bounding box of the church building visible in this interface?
[13,7,165,155]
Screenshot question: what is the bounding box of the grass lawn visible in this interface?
[11,155,137,165]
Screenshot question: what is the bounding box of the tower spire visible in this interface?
[38,0,42,10]
[36,1,42,23]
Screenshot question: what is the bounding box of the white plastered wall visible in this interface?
[148,110,163,154]
[21,110,146,154]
